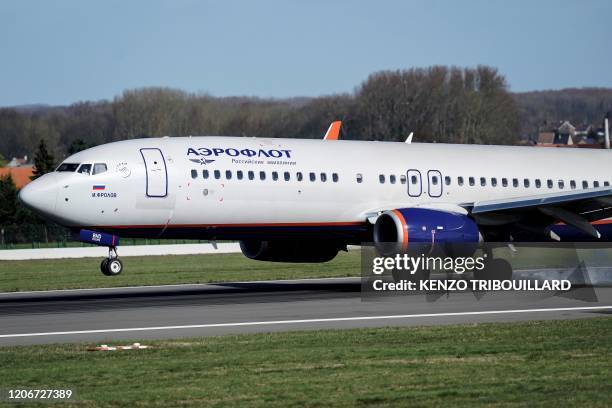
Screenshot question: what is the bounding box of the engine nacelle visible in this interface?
[239,239,341,263]
[373,208,480,257]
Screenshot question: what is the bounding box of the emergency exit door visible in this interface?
[406,169,422,197]
[140,148,168,197]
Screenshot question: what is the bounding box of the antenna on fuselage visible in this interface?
[405,132,414,144]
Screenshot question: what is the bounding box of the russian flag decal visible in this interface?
[93,185,106,191]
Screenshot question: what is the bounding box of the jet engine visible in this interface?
[239,239,343,263]
[373,207,481,257]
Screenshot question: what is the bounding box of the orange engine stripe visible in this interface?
[392,209,409,251]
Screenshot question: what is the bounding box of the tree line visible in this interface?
[513,88,612,136]
[3,66,611,165]
[0,65,523,163]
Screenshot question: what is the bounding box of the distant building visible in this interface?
[537,121,603,148]
[0,166,34,189]
[7,155,29,167]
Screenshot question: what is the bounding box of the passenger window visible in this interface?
[480,177,486,187]
[78,164,92,175]
[469,177,475,186]
[214,170,221,179]
[582,180,588,188]
[400,175,406,184]
[594,181,600,188]
[458,177,464,186]
[259,171,266,181]
[547,179,553,188]
[570,180,576,189]
[297,172,304,182]
[379,174,385,184]
[226,170,232,180]
[605,181,610,187]
[203,170,209,179]
[93,163,107,175]
[237,170,243,180]
[502,178,508,187]
[191,169,197,179]
[284,172,290,181]
[272,171,278,181]
[389,175,396,184]
[310,172,316,182]
[491,178,497,187]
[524,179,530,188]
[356,173,363,183]
[332,173,339,182]
[321,173,327,182]
[558,180,565,189]
[512,178,518,188]
[248,171,255,180]
[535,179,541,188]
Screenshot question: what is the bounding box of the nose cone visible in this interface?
[19,173,59,218]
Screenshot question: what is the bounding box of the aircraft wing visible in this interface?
[467,187,612,239]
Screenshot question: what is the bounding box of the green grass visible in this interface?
[2,244,610,293]
[0,251,360,292]
[1,318,611,407]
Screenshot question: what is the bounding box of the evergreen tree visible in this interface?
[31,139,55,180]
[0,174,18,224]
[68,138,91,155]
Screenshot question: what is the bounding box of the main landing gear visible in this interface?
[100,246,123,276]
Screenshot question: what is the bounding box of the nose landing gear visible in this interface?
[100,246,123,276]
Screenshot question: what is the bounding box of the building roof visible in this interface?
[0,166,34,189]
[7,156,29,168]
[537,132,555,144]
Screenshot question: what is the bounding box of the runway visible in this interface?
[1,277,611,346]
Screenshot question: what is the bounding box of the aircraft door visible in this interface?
[406,169,422,197]
[427,170,443,197]
[140,148,168,197]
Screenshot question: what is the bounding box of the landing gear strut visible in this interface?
[100,246,123,276]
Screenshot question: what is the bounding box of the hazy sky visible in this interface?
[1,0,611,106]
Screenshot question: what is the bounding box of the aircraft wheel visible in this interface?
[100,259,110,276]
[104,259,123,276]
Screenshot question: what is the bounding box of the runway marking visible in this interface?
[1,305,611,338]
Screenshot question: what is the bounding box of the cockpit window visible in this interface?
[93,163,107,175]
[77,164,92,175]
[56,163,80,172]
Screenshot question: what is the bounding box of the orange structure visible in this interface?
[0,166,34,189]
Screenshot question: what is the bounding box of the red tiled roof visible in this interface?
[0,166,34,189]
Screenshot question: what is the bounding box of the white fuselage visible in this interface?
[19,136,612,238]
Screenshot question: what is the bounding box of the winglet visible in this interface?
[323,121,342,140]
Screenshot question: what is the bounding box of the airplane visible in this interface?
[18,122,612,277]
